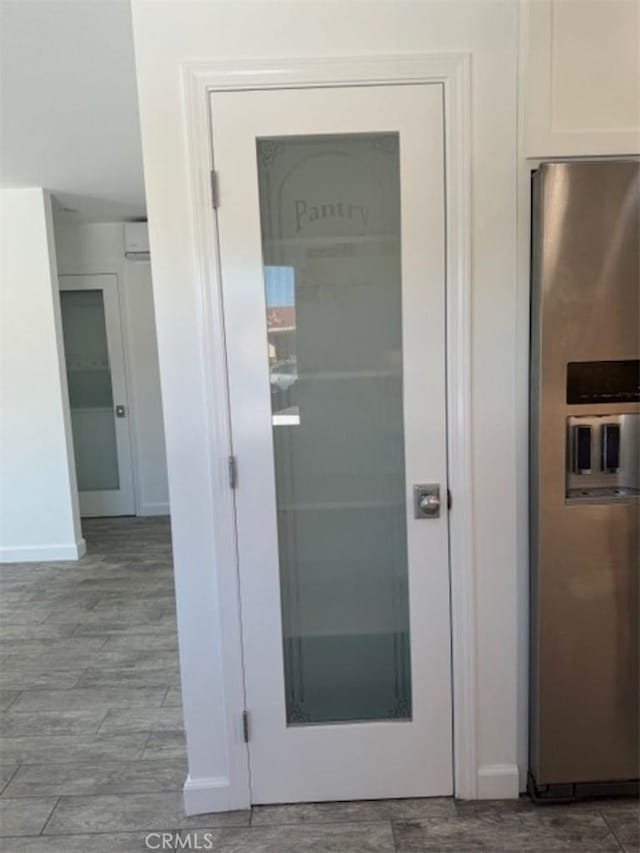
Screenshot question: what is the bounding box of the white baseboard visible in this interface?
[0,538,86,564]
[138,502,170,517]
[183,775,238,815]
[476,764,520,799]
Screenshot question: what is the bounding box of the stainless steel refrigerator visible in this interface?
[529,160,640,801]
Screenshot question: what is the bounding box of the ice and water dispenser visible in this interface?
[566,361,640,501]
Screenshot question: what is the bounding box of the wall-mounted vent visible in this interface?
[124,222,150,260]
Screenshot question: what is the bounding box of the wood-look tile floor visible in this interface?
[1,517,638,852]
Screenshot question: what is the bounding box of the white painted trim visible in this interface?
[181,52,475,808]
[0,539,86,564]
[120,260,151,523]
[182,61,253,813]
[477,764,521,800]
[440,53,477,803]
[516,0,531,795]
[183,775,232,816]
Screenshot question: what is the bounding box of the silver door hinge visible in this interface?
[228,455,237,489]
[242,709,249,743]
[210,170,220,209]
[447,489,452,510]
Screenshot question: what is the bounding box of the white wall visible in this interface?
[0,188,84,561]
[131,0,520,811]
[54,222,169,516]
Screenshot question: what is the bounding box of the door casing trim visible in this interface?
[181,52,475,811]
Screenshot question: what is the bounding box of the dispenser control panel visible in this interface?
[566,413,639,502]
[567,360,640,404]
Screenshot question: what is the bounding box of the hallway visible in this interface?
[0,518,637,850]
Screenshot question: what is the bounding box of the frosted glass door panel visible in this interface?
[257,134,411,724]
[60,290,119,492]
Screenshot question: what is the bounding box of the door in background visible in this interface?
[211,82,452,803]
[59,274,135,517]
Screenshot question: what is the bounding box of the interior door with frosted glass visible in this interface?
[59,274,135,517]
[211,84,451,803]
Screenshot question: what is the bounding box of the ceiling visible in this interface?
[1,0,146,222]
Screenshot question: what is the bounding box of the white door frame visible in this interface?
[181,53,476,808]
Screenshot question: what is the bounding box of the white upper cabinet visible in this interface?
[524,0,640,158]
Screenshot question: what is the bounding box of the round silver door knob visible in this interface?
[419,494,440,514]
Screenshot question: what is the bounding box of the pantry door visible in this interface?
[210,83,452,803]
[59,274,135,517]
